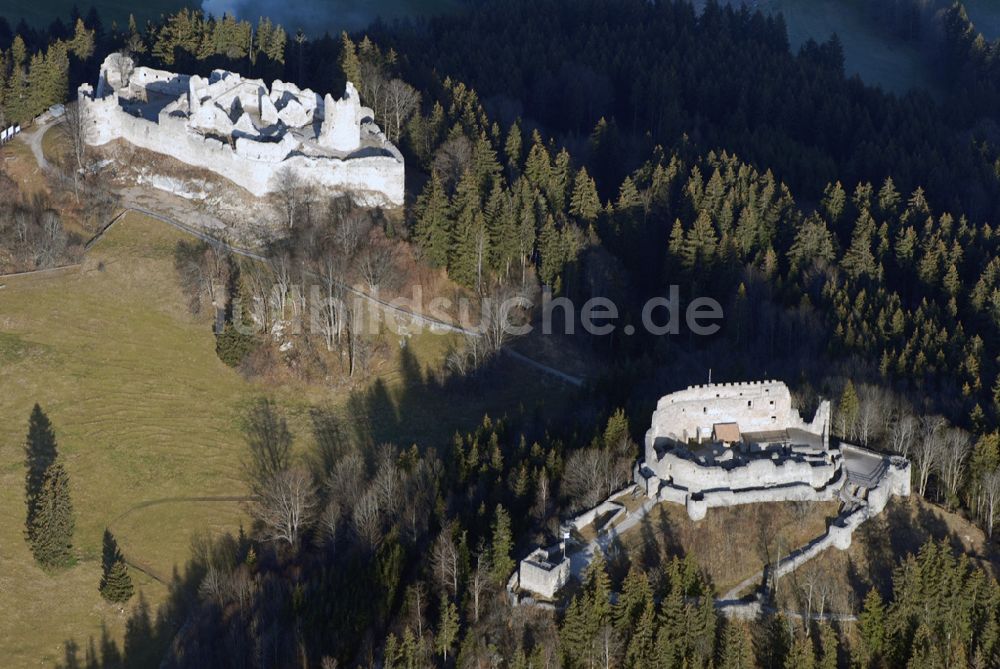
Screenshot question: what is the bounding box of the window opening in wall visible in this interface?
[747,400,752,408]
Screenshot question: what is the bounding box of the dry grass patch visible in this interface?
[618,500,841,595]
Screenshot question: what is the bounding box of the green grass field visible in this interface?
[0,210,570,667]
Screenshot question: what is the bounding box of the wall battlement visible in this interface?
[79,54,404,207]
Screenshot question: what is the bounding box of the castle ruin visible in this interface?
[514,380,911,603]
[78,54,404,207]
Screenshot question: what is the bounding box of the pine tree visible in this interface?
[822,180,846,225]
[435,594,459,662]
[858,588,887,667]
[69,18,95,60]
[569,167,601,222]
[413,172,453,268]
[681,210,718,271]
[718,620,754,669]
[784,632,815,669]
[616,176,641,211]
[28,461,75,567]
[490,505,514,587]
[101,560,134,604]
[504,121,523,176]
[338,32,361,86]
[819,624,838,669]
[25,404,58,542]
[842,210,878,280]
[100,529,134,603]
[524,134,551,191]
[449,170,488,289]
[878,176,901,217]
[537,215,565,291]
[789,214,836,273]
[837,380,860,439]
[623,599,656,669]
[8,36,31,121]
[585,552,612,631]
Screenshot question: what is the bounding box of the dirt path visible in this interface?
[108,495,253,586]
[19,118,52,172]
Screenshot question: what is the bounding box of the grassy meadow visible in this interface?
[0,210,569,667]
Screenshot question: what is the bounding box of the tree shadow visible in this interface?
[346,343,578,452]
[55,564,201,669]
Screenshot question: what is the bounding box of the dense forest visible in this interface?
[3,1,1000,667]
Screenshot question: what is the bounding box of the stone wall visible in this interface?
[650,450,839,495]
[79,55,404,208]
[517,546,570,600]
[648,380,823,444]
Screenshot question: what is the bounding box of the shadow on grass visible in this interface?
[55,563,203,669]
[849,497,973,603]
[345,344,573,450]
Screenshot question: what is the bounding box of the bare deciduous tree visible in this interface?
[563,447,629,510]
[385,78,419,142]
[357,226,398,297]
[430,524,461,597]
[59,101,89,198]
[468,549,491,624]
[913,416,947,498]
[273,166,305,228]
[317,499,341,547]
[432,136,473,192]
[327,452,367,512]
[981,470,1000,538]
[352,486,384,549]
[252,467,318,548]
[889,411,918,458]
[939,427,972,505]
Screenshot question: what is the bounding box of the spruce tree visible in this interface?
[682,210,718,271]
[837,380,860,439]
[339,32,361,86]
[100,529,134,603]
[819,624,838,669]
[28,461,75,567]
[718,620,754,669]
[489,505,514,587]
[435,595,459,662]
[569,167,601,222]
[623,599,656,668]
[504,121,522,176]
[841,210,878,280]
[413,172,453,268]
[784,632,815,669]
[25,403,58,542]
[858,588,887,667]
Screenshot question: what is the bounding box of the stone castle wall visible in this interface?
[78,55,404,207]
[648,380,827,444]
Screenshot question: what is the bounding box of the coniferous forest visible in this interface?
[4,0,1000,667]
